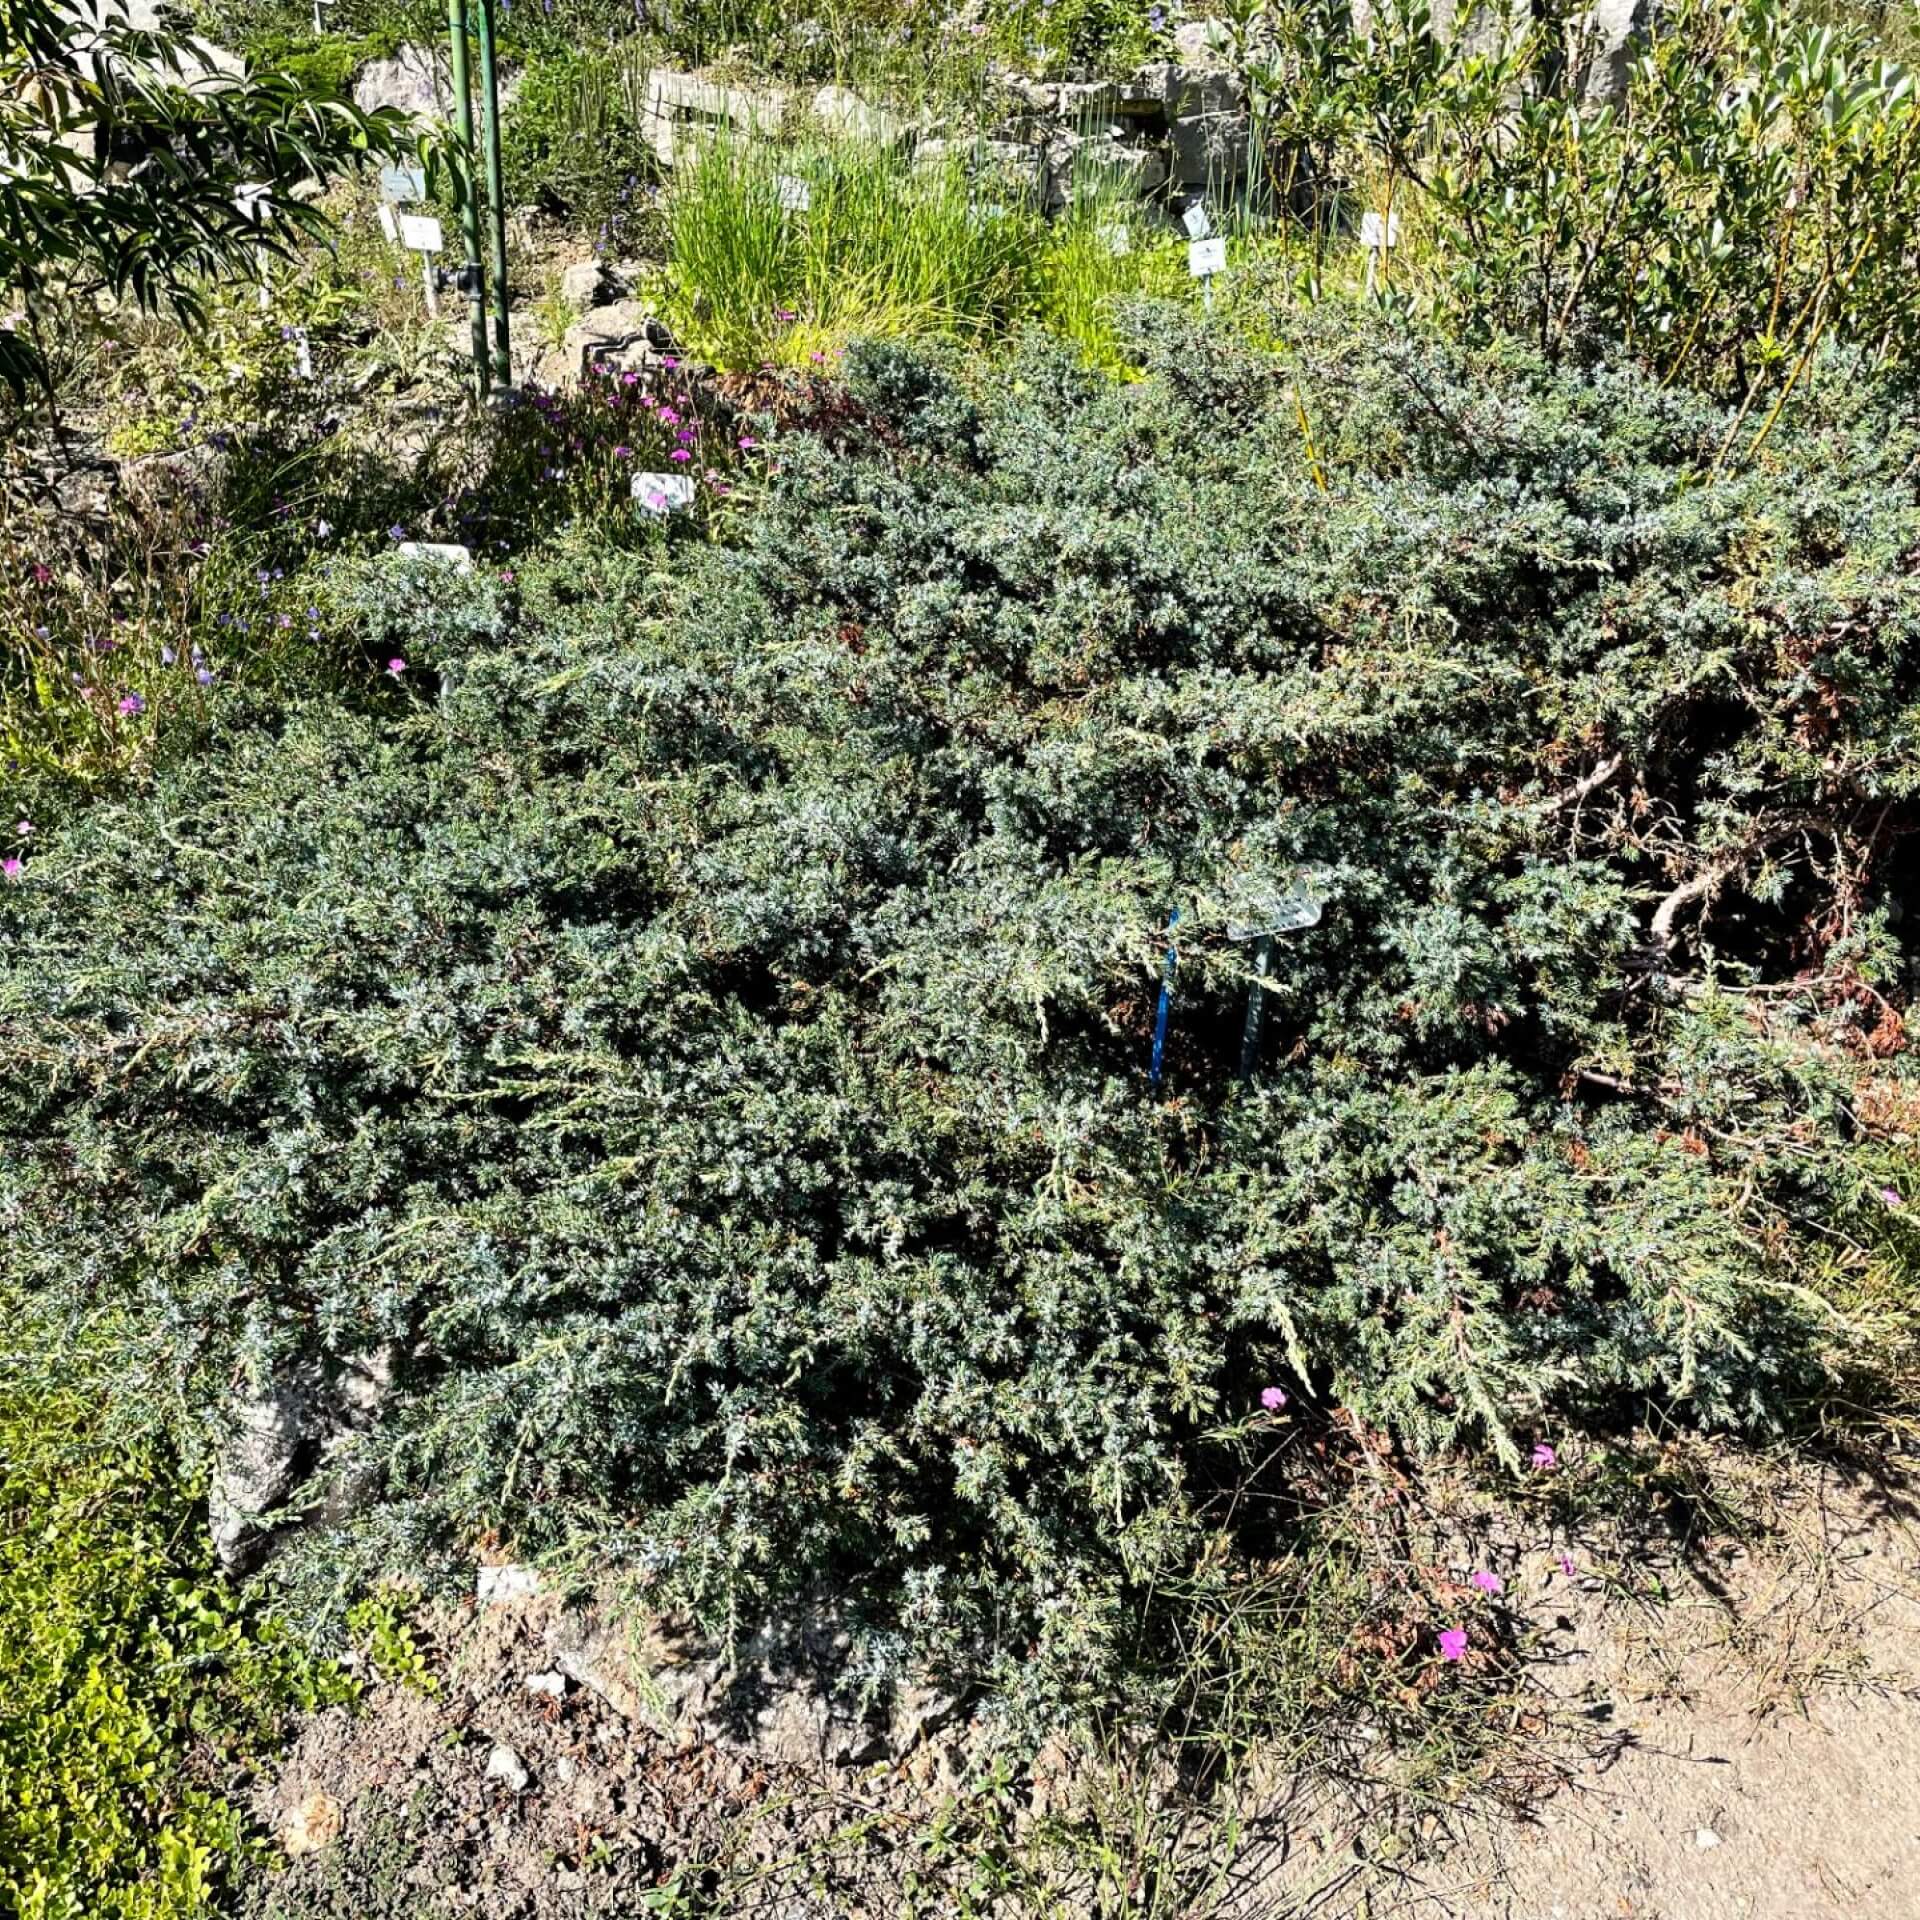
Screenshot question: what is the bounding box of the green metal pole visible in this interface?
[446,0,489,398]
[474,0,513,393]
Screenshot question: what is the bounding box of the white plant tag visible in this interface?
[377,202,400,243]
[294,332,312,379]
[632,472,697,515]
[776,173,812,212]
[234,182,271,224]
[1098,222,1131,257]
[1188,236,1226,278]
[397,540,473,572]
[1181,202,1213,240]
[1360,209,1401,251]
[399,213,443,253]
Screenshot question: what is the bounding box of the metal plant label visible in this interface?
[398,213,444,254]
[380,164,429,204]
[1228,870,1326,1077]
[1187,236,1226,279]
[1181,202,1214,240]
[776,173,812,213]
[1227,875,1323,940]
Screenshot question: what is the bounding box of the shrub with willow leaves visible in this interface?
[1239,0,1920,442]
[3,310,1916,1706]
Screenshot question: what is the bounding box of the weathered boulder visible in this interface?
[209,1378,313,1571]
[558,259,608,310]
[812,82,906,146]
[1171,110,1249,189]
[641,67,785,166]
[351,42,447,119]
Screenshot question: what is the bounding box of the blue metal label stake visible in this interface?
[1149,908,1180,1087]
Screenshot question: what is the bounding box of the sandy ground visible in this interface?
[1370,1461,1920,1920]
[240,1454,1920,1920]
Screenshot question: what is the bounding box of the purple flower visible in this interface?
[1557,1552,1576,1577]
[613,444,633,458]
[386,657,407,678]
[160,646,176,666]
[1470,1569,1503,1596]
[388,525,407,541]
[1259,1386,1288,1411]
[658,407,679,425]
[1531,1442,1558,1470]
[1881,1186,1904,1209]
[738,435,758,450]
[14,820,30,837]
[669,448,691,463]
[195,667,214,687]
[2,857,21,880]
[1438,1628,1467,1662]
[116,693,146,717]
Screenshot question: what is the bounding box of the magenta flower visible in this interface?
[669,449,691,463]
[116,693,145,717]
[14,820,29,837]
[386,658,407,678]
[1557,1552,1576,1577]
[1881,1187,1904,1209]
[1531,1442,1558,1470]
[1438,1628,1467,1661]
[1260,1386,1288,1411]
[613,445,633,458]
[1,856,21,880]
[738,435,758,449]
[658,407,679,425]
[1470,1570,1503,1596]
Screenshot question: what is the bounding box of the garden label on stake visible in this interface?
[1360,208,1401,296]
[1181,202,1214,240]
[1188,236,1226,309]
[776,173,812,213]
[235,182,272,309]
[380,163,428,204]
[398,213,445,317]
[1228,872,1325,1078]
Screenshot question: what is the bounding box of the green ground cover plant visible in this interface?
[3,311,1915,1720]
[0,1365,348,1919]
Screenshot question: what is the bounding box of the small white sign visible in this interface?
[377,202,400,243]
[397,540,473,572]
[1187,236,1226,279]
[294,331,312,379]
[234,182,272,224]
[1181,202,1213,240]
[1360,209,1402,251]
[398,212,444,254]
[1098,222,1131,257]
[776,173,812,213]
[632,472,697,515]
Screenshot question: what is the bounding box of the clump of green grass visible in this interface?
[662,133,1051,368]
